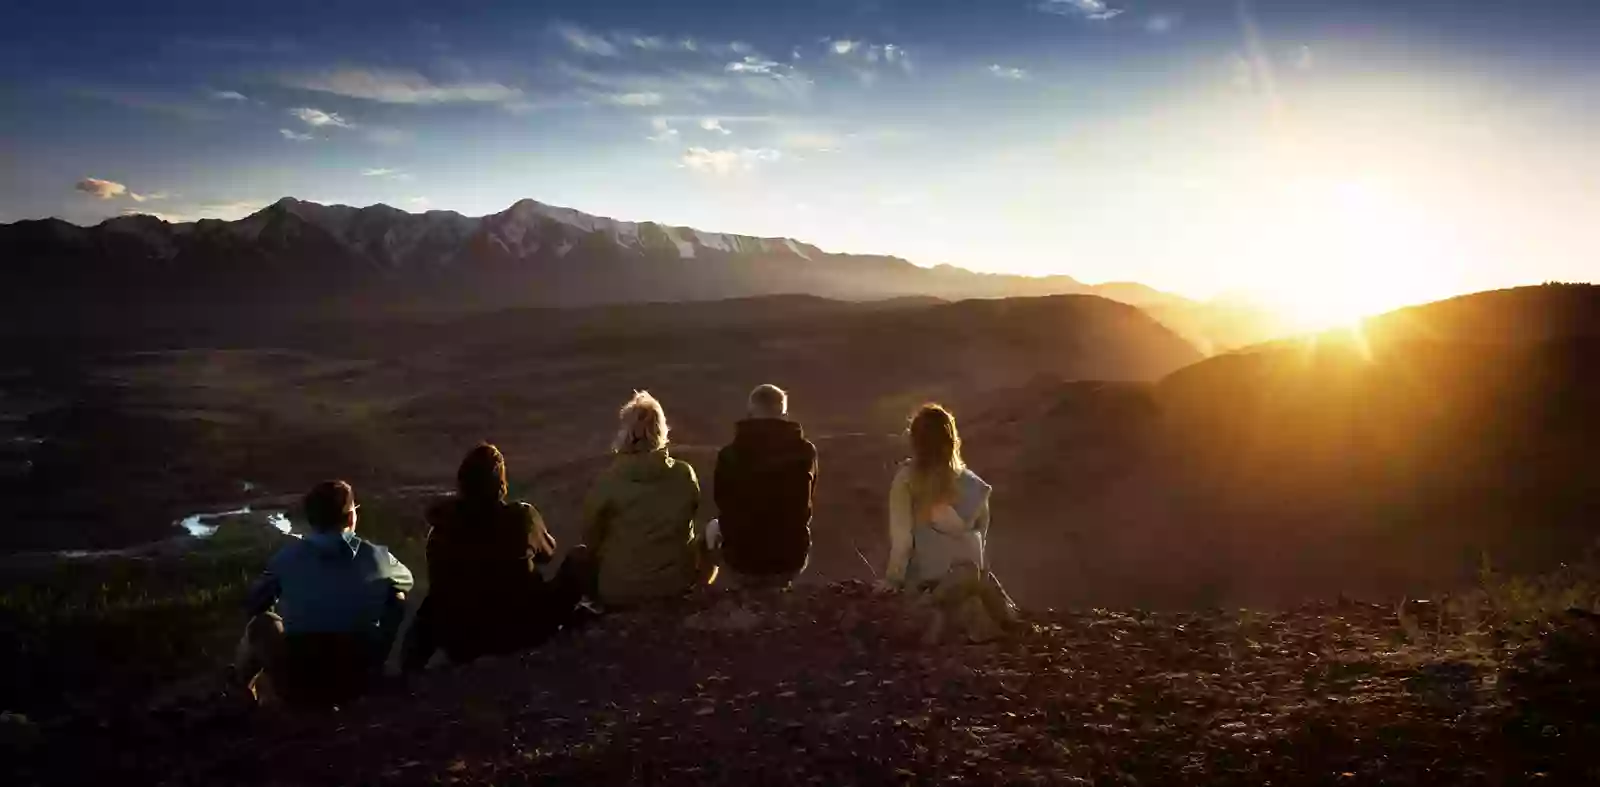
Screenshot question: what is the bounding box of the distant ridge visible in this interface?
[0,196,1211,340]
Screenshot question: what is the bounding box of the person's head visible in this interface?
[747,384,788,420]
[304,480,359,534]
[457,443,508,503]
[907,404,965,517]
[613,390,670,454]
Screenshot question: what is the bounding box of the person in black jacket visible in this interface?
[402,443,585,670]
[712,384,818,589]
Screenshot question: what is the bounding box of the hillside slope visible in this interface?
[12,583,1592,787]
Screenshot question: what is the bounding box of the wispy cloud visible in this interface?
[726,56,783,76]
[74,178,165,202]
[279,128,315,141]
[75,178,129,200]
[606,91,665,106]
[821,38,913,76]
[1037,0,1124,20]
[1144,12,1182,34]
[407,197,431,209]
[647,117,680,142]
[679,147,781,175]
[988,64,1028,80]
[556,23,620,56]
[208,89,249,101]
[700,118,731,135]
[361,167,414,181]
[282,68,522,105]
[290,107,353,128]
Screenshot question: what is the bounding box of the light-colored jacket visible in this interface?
[583,448,701,606]
[885,464,993,589]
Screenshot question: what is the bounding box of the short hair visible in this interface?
[748,384,788,418]
[457,443,507,502]
[304,480,356,533]
[613,390,669,453]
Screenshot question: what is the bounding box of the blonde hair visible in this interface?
[908,403,964,520]
[613,390,669,453]
[748,383,787,419]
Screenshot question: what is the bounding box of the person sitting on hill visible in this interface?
[711,383,818,589]
[575,391,705,608]
[234,480,414,707]
[878,404,1018,643]
[402,443,585,670]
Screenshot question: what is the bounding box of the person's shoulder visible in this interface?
[266,538,307,570]
[891,462,912,486]
[959,468,993,498]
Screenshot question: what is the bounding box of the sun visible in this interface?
[1244,178,1459,333]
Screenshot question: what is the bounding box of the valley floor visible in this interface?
[11,583,1594,786]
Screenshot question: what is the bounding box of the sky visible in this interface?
[2,0,1597,318]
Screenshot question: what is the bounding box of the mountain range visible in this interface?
[0,197,1280,347]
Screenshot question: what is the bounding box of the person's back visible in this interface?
[236,481,413,707]
[424,496,556,658]
[583,391,701,607]
[714,384,817,582]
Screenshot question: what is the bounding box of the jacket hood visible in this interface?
[734,418,807,449]
[614,447,678,481]
[304,530,361,560]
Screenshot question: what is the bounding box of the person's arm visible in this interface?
[580,480,610,552]
[805,442,818,522]
[383,550,416,595]
[242,571,281,618]
[974,500,992,571]
[883,467,914,588]
[521,503,558,564]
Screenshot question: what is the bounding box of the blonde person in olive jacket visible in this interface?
[577,391,704,608]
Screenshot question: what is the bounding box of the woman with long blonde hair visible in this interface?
[577,391,703,607]
[881,404,1016,640]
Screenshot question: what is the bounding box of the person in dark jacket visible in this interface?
[402,444,583,669]
[233,480,414,708]
[712,384,818,588]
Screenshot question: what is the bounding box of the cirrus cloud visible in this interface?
[283,68,522,105]
[75,178,128,200]
[75,178,165,202]
[1037,0,1124,20]
[290,107,352,128]
[679,146,780,175]
[988,64,1028,80]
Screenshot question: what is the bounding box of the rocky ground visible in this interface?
[8,582,1596,786]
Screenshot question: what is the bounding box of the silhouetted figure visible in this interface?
[712,384,817,589]
[403,444,585,669]
[879,404,1017,642]
[578,391,705,608]
[234,480,414,708]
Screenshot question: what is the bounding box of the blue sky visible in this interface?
[3,0,1597,313]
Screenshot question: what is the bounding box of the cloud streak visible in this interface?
[74,178,165,202]
[290,107,352,128]
[208,89,249,101]
[282,68,522,105]
[680,147,780,175]
[280,128,314,141]
[988,64,1028,80]
[1037,0,1124,20]
[75,178,129,200]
